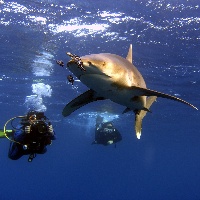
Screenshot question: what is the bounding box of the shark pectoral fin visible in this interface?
[62,89,106,117]
[130,86,198,110]
[135,96,157,139]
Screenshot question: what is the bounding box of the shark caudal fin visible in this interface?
[135,96,157,139]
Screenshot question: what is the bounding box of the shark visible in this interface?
[62,44,198,139]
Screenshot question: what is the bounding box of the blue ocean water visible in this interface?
[0,0,200,199]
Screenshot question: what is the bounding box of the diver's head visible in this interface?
[96,115,103,123]
[102,122,113,128]
[27,111,45,121]
[23,111,49,135]
[106,123,113,127]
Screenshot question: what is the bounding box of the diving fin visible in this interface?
[135,96,157,139]
[62,89,106,117]
[0,129,5,138]
[0,129,13,138]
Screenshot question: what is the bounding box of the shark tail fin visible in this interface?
[135,96,157,139]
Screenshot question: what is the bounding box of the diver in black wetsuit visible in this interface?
[92,116,122,147]
[8,111,56,162]
[67,75,74,85]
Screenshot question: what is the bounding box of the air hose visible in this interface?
[3,116,26,145]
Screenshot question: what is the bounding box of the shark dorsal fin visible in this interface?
[126,44,132,63]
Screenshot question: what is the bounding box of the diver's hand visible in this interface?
[48,125,54,134]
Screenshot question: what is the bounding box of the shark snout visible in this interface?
[66,52,86,71]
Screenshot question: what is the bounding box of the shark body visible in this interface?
[63,45,197,139]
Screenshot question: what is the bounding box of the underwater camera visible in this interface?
[27,121,48,135]
[33,121,48,134]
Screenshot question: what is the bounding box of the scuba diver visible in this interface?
[1,111,56,162]
[67,75,74,85]
[92,115,122,147]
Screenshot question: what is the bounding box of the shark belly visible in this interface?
[80,74,146,111]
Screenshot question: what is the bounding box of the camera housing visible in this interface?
[31,121,48,135]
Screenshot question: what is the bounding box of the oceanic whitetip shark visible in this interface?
[62,44,198,139]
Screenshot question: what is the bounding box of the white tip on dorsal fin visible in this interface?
[126,44,132,63]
